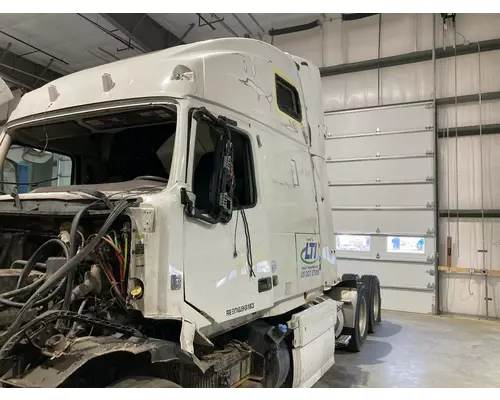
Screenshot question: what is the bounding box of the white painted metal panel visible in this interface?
[325,102,436,314]
[290,298,336,388]
[438,100,500,128]
[438,218,500,271]
[438,134,500,210]
[336,259,434,290]
[332,210,434,235]
[329,184,434,208]
[380,61,434,104]
[322,71,378,112]
[290,298,336,347]
[380,288,434,314]
[292,327,336,388]
[326,102,433,135]
[326,129,434,159]
[328,158,434,184]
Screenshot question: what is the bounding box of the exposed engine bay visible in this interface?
[0,198,144,381]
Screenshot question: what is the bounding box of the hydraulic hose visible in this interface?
[16,238,70,289]
[0,199,131,347]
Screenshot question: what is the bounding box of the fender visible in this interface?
[0,334,209,388]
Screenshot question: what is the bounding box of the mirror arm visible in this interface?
[181,188,220,225]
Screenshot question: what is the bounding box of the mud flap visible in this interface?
[289,297,336,388]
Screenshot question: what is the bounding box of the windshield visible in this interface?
[1,105,177,195]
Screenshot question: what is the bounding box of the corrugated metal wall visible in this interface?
[274,13,500,319]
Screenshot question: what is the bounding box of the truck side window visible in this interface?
[193,122,256,210]
[275,74,302,122]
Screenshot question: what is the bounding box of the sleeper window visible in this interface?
[275,74,302,122]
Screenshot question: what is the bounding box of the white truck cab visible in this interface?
[0,38,380,388]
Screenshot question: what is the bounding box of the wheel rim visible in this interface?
[373,290,380,322]
[359,296,367,337]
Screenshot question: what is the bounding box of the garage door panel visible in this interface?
[336,236,435,263]
[326,102,436,315]
[327,158,434,184]
[326,130,434,159]
[337,259,434,289]
[331,210,434,234]
[329,184,434,208]
[324,103,433,137]
[380,288,434,314]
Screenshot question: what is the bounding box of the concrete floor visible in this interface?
[315,310,500,388]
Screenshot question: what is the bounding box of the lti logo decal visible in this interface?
[301,241,319,264]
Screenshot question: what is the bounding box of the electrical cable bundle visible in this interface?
[0,198,132,349]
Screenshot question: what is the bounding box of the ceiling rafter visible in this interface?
[101,14,184,52]
[0,44,62,91]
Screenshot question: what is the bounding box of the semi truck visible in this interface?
[0,38,381,388]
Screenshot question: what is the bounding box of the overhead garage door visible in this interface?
[324,102,437,314]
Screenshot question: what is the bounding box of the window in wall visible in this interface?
[275,74,302,122]
[387,236,425,254]
[192,121,256,211]
[336,235,371,252]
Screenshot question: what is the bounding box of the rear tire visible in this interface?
[345,282,369,352]
[107,376,181,388]
[360,275,381,333]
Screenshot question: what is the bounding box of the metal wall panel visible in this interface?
[273,27,323,68]
[275,14,500,69]
[325,102,436,313]
[380,61,434,104]
[438,218,500,270]
[438,134,500,210]
[322,70,378,111]
[439,273,500,318]
[438,100,500,128]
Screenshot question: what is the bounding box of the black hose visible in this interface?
[0,277,65,308]
[341,13,378,22]
[62,202,100,312]
[0,275,45,298]
[10,260,47,272]
[269,20,320,37]
[0,199,131,346]
[16,239,70,289]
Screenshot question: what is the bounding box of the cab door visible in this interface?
[182,108,273,323]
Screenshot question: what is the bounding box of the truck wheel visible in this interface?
[360,275,381,333]
[341,273,359,281]
[345,282,369,352]
[107,376,181,388]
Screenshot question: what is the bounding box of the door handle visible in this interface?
[258,277,272,293]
